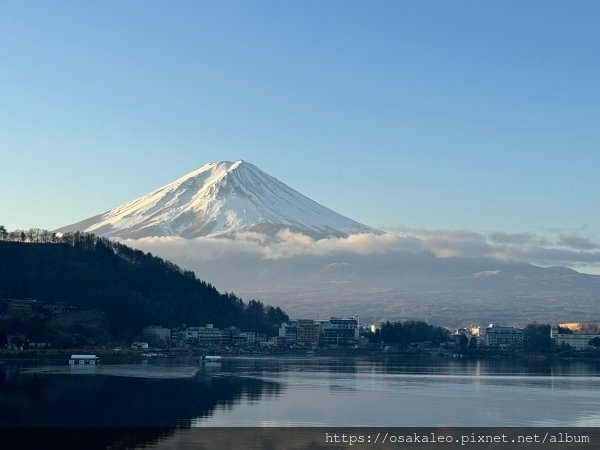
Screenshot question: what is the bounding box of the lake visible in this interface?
[0,357,600,426]
[2,356,600,429]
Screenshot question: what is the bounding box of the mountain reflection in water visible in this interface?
[1,362,282,427]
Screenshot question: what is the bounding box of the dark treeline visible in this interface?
[0,225,59,244]
[370,320,449,346]
[0,227,288,341]
[523,323,553,351]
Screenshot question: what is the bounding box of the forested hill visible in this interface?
[0,228,288,339]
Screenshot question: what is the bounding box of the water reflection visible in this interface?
[0,361,282,427]
[2,356,600,431]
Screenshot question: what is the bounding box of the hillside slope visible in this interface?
[0,234,287,340]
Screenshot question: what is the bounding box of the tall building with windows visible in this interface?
[279,322,297,346]
[296,320,321,348]
[322,317,359,347]
[483,324,524,350]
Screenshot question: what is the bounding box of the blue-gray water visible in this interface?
[2,356,600,427]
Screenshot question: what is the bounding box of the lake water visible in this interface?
[2,356,600,429]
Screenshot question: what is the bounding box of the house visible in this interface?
[69,354,100,365]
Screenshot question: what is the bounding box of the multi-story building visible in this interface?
[270,336,287,347]
[279,322,297,347]
[143,325,171,344]
[182,324,222,346]
[238,331,256,344]
[551,327,600,350]
[5,298,38,316]
[221,326,240,345]
[483,325,524,350]
[321,317,359,347]
[296,320,321,348]
[47,302,78,315]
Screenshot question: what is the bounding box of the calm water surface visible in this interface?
[2,356,600,427]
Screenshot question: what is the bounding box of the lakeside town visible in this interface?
[3,297,600,359]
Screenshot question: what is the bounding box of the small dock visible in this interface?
[69,354,100,365]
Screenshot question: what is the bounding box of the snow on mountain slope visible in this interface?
[58,160,381,239]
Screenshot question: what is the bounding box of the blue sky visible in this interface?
[1,1,599,244]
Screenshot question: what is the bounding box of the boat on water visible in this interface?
[199,355,222,364]
[69,354,100,365]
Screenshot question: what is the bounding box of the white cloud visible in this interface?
[121,226,600,272]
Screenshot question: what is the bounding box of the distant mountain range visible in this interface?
[58,161,379,239]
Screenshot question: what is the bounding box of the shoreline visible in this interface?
[2,347,600,363]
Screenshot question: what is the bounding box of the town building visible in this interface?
[296,320,321,348]
[69,354,99,365]
[321,317,359,347]
[131,342,149,349]
[559,323,600,334]
[5,298,38,316]
[270,336,287,347]
[220,326,243,345]
[279,322,297,347]
[483,324,524,350]
[47,302,78,315]
[182,324,222,346]
[551,326,600,350]
[238,331,256,345]
[142,325,171,344]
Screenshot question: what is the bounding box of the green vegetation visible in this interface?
[0,227,288,344]
[369,320,449,347]
[523,323,553,351]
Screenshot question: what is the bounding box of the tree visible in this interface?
[0,225,7,241]
[368,328,381,343]
[469,336,477,350]
[457,334,468,351]
[379,320,449,347]
[589,337,600,349]
[0,227,288,341]
[266,306,289,325]
[559,342,574,352]
[523,323,552,351]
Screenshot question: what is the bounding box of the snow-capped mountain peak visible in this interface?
[58,160,380,239]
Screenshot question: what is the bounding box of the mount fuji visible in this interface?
[58,160,380,239]
[56,160,600,325]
